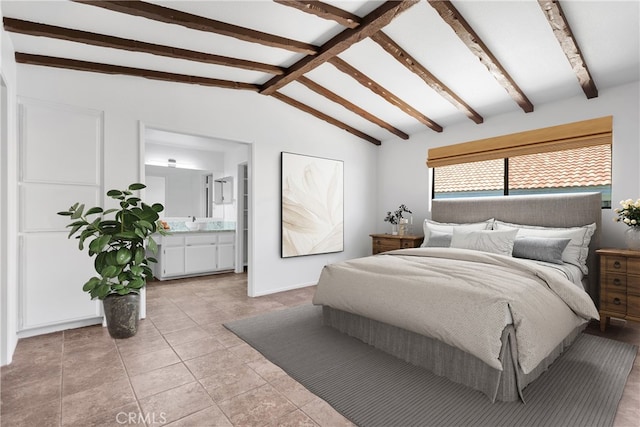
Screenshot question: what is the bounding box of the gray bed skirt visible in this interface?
[322,306,586,403]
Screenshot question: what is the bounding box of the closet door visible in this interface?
[18,99,103,334]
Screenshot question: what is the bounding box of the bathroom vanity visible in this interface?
[153,229,235,280]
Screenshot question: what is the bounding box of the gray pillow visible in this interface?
[512,236,571,264]
[426,230,452,247]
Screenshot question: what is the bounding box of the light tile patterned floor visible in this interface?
[1,272,638,426]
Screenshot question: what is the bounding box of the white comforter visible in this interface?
[312,247,599,374]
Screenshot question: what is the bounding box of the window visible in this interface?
[432,145,611,207]
[428,117,612,208]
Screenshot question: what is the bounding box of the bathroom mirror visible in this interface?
[145,165,221,217]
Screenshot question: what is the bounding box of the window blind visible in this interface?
[427,116,612,168]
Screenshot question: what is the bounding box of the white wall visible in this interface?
[377,81,640,249]
[14,65,379,300]
[0,2,19,365]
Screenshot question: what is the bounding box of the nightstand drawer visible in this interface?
[373,245,396,255]
[401,240,417,248]
[604,256,627,272]
[628,295,640,317]
[628,259,640,275]
[628,275,640,293]
[372,238,393,247]
[601,290,627,313]
[602,273,627,291]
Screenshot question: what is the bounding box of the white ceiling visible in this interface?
[2,0,639,143]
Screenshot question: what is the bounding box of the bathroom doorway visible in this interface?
[141,124,252,291]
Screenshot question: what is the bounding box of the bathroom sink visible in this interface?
[185,221,204,231]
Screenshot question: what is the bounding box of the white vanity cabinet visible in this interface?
[155,232,235,280]
[161,235,186,277]
[185,234,217,274]
[216,232,236,270]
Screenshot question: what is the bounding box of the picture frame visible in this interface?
[281,152,344,258]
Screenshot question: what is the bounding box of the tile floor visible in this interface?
[1,272,638,426]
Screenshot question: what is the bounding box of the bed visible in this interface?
[312,193,602,402]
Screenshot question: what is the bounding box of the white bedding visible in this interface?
[313,247,599,374]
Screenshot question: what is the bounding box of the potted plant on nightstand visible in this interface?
[57,183,167,338]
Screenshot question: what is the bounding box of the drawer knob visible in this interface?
[613,278,622,286]
[613,298,621,305]
[613,261,621,269]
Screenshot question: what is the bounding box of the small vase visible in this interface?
[625,227,640,250]
[398,218,409,236]
[391,224,398,235]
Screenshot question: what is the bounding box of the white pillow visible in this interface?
[450,228,519,256]
[493,220,596,274]
[420,219,494,247]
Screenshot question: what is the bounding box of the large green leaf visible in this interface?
[89,235,111,254]
[57,211,73,216]
[129,278,144,289]
[151,203,164,213]
[116,247,132,265]
[106,189,122,197]
[129,183,146,191]
[85,206,104,216]
[101,265,119,278]
[96,284,111,299]
[115,231,139,240]
[147,236,158,254]
[82,277,100,292]
[70,204,84,219]
[94,252,107,274]
[134,247,145,265]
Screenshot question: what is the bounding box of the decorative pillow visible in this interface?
[450,228,519,256]
[512,236,571,264]
[420,218,494,247]
[493,220,596,274]
[425,230,452,247]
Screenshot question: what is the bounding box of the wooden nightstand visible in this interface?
[597,248,640,331]
[370,234,424,255]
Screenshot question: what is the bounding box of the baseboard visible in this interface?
[17,317,104,339]
[251,281,316,297]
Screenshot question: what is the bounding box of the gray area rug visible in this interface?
[224,305,637,427]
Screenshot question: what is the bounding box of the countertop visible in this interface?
[162,220,235,233]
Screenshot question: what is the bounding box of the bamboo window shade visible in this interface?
[426,116,612,168]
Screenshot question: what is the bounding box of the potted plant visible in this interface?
[57,183,167,338]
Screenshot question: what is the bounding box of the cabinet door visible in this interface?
[217,244,235,270]
[163,246,185,277]
[185,245,217,273]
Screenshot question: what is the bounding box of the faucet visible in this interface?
[191,216,196,222]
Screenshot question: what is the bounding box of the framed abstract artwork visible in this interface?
[281,152,344,258]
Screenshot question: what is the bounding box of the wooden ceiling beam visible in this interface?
[328,57,443,133]
[14,53,259,91]
[72,0,318,55]
[273,0,362,29]
[270,92,381,145]
[371,31,483,124]
[427,0,534,113]
[297,76,409,140]
[538,0,598,99]
[260,0,419,96]
[3,18,284,76]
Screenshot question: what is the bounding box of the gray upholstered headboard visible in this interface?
[431,193,602,303]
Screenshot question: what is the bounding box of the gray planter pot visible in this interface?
[103,293,140,339]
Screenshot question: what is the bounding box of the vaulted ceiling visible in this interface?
[2,0,639,145]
